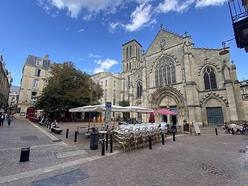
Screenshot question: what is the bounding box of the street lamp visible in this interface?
[219,38,235,55]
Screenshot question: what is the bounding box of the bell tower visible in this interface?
[122,39,143,73]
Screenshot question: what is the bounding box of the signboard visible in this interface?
[193,122,201,135]
[105,102,112,125]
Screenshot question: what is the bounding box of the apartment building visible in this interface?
[18,55,51,116]
[91,72,122,106]
[8,85,20,113]
[0,55,11,110]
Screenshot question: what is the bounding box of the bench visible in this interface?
[51,127,63,134]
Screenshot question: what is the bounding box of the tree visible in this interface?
[118,100,130,120]
[35,62,103,116]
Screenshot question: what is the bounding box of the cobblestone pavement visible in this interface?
[0,120,247,186]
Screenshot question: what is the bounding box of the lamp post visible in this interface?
[219,38,235,55]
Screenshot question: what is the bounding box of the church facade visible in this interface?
[120,28,248,126]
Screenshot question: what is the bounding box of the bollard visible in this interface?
[66,128,69,138]
[161,133,165,145]
[106,133,109,151]
[102,139,105,156]
[74,131,78,142]
[232,128,235,135]
[20,147,30,162]
[149,136,152,149]
[215,128,218,135]
[173,132,176,142]
[110,133,113,153]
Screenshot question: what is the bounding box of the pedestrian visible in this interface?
[0,113,5,126]
[7,114,12,126]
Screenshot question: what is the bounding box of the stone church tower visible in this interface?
[121,27,246,127]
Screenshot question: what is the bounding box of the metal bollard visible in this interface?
[74,131,78,142]
[110,133,113,153]
[161,133,165,145]
[173,132,176,141]
[232,128,235,135]
[215,128,218,135]
[106,133,108,151]
[66,128,69,138]
[102,139,105,156]
[149,136,152,149]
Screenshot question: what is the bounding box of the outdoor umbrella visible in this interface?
[154,108,177,115]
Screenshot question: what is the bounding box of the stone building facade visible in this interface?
[91,72,122,106]
[120,28,247,126]
[0,55,11,110]
[8,85,20,113]
[18,55,51,115]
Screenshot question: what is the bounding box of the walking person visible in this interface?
[0,113,5,126]
[6,114,12,126]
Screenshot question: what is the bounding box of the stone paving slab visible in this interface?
[1,120,248,186]
[31,168,89,186]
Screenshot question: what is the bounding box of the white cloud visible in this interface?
[38,0,227,32]
[157,0,194,13]
[109,22,121,31]
[93,58,118,73]
[195,0,226,8]
[78,28,85,32]
[41,0,124,18]
[89,53,101,58]
[123,2,154,32]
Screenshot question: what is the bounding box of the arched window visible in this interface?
[136,81,142,98]
[203,66,217,90]
[155,56,176,87]
[126,47,128,59]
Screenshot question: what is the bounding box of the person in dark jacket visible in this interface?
[6,114,12,126]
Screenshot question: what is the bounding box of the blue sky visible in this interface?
[0,0,247,86]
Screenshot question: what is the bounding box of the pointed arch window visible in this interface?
[155,56,176,87]
[136,81,142,98]
[203,66,217,90]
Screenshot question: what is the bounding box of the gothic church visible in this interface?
[120,28,248,126]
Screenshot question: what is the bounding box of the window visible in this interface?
[126,47,128,59]
[31,92,37,100]
[114,81,116,88]
[136,81,142,98]
[32,79,38,88]
[203,66,217,90]
[155,56,176,87]
[105,80,107,86]
[105,89,107,99]
[36,59,43,66]
[130,46,132,57]
[35,69,41,77]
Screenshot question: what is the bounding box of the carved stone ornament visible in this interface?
[159,38,166,49]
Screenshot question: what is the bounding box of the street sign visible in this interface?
[105,102,112,125]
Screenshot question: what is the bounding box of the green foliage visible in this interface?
[118,100,130,107]
[35,62,103,114]
[118,100,130,119]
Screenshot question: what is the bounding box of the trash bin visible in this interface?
[20,147,30,162]
[90,132,99,150]
[183,123,189,132]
